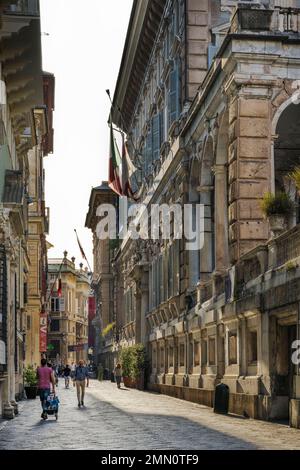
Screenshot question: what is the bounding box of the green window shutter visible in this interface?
[174,239,180,295]
[152,261,156,308]
[168,68,177,127]
[168,60,181,128]
[159,111,164,147]
[152,114,160,162]
[159,255,163,305]
[146,129,152,175]
[149,264,152,312]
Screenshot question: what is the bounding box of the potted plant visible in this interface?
[260,192,294,236]
[132,344,148,391]
[289,166,300,194]
[120,346,134,388]
[24,366,38,399]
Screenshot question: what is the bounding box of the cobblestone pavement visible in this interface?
[1,379,300,450]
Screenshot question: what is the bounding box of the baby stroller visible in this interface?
[43,392,59,420]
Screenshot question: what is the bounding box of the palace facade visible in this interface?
[87,0,300,428]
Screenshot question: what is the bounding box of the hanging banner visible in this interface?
[39,313,47,353]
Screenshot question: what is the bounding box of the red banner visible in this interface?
[40,313,47,353]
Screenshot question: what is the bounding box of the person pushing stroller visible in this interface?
[36,358,56,420]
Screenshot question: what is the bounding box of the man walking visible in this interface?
[74,360,89,408]
[36,358,56,420]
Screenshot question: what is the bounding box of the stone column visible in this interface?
[199,187,214,280]
[140,269,149,345]
[3,254,15,419]
[213,164,229,272]
[257,312,271,394]
[240,317,247,377]
[228,94,271,262]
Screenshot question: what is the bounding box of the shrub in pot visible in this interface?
[24,366,38,399]
[260,192,294,236]
[97,365,103,381]
[120,347,134,388]
[131,344,148,391]
[289,166,300,194]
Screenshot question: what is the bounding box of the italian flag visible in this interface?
[108,122,123,196]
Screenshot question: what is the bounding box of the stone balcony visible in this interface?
[195,224,300,313]
[230,4,300,35]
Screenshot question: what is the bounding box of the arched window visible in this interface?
[275,102,300,226]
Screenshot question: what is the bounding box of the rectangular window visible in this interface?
[201,340,207,366]
[50,319,60,332]
[194,341,200,367]
[168,244,174,298]
[51,297,60,312]
[179,343,184,367]
[169,345,174,368]
[249,331,258,363]
[159,254,164,304]
[229,333,238,365]
[209,337,216,365]
[160,347,164,369]
[152,348,157,368]
[26,315,31,330]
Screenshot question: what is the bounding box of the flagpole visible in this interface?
[74,229,93,274]
[46,257,64,305]
[106,89,142,169]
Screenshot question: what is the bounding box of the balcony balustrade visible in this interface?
[4,0,39,17]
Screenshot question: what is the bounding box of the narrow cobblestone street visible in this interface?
[0,380,300,450]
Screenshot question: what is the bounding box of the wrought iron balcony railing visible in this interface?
[4,0,39,17]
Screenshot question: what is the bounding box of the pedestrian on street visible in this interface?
[52,364,59,387]
[36,358,56,420]
[74,359,89,408]
[71,362,76,380]
[63,364,71,388]
[114,363,122,389]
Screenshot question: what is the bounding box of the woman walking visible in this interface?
[114,363,122,389]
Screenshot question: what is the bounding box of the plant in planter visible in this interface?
[289,166,300,194]
[24,366,38,399]
[131,344,148,391]
[260,192,294,236]
[119,346,134,388]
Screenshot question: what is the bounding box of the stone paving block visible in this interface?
[0,380,300,450]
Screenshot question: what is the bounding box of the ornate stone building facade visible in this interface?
[25,72,54,368]
[47,254,90,366]
[88,0,300,427]
[85,182,117,370]
[0,1,54,418]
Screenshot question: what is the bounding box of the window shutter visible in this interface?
[155,259,159,308]
[146,129,153,175]
[149,265,152,312]
[59,297,65,312]
[125,290,128,325]
[168,61,180,128]
[152,114,160,162]
[174,239,180,295]
[159,255,164,304]
[152,262,155,308]
[159,111,164,147]
[169,68,177,127]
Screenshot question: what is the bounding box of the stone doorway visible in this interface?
[272,323,297,421]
